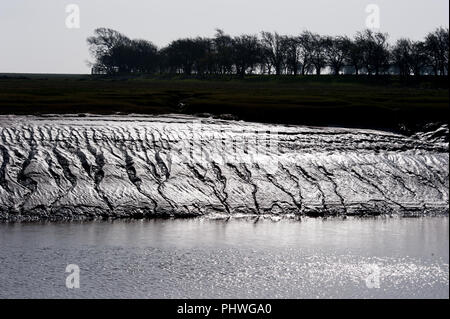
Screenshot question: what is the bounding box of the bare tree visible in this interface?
[285,36,301,75]
[213,29,234,74]
[392,39,413,77]
[232,35,262,77]
[357,30,390,75]
[409,41,429,76]
[260,32,287,75]
[308,32,327,75]
[87,28,131,74]
[325,36,351,75]
[425,27,449,76]
[345,37,364,75]
[298,31,314,75]
[87,27,446,77]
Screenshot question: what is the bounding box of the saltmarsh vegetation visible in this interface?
[0,74,447,132]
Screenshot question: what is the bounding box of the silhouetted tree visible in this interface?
[87,28,159,74]
[192,38,213,75]
[298,31,314,75]
[425,27,449,76]
[213,29,234,74]
[261,32,287,75]
[357,30,390,75]
[163,38,206,75]
[410,41,429,76]
[232,35,262,77]
[259,45,273,75]
[392,39,413,77]
[128,39,158,73]
[325,36,351,75]
[345,37,364,75]
[285,36,302,75]
[87,27,447,77]
[309,32,327,75]
[87,28,131,74]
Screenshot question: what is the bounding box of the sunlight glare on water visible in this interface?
[0,217,448,298]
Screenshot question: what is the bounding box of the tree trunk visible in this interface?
[275,65,281,75]
[239,67,245,77]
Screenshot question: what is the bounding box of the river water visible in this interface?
[0,217,448,299]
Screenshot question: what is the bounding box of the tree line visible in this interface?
[87,27,449,76]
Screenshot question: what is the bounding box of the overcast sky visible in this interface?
[0,0,448,74]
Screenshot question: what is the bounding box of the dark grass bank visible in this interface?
[0,74,448,133]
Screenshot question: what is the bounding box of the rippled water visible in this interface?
[0,217,448,298]
[0,115,448,221]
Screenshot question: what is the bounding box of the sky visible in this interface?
[0,0,448,74]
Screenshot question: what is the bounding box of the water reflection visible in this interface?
[0,217,448,298]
